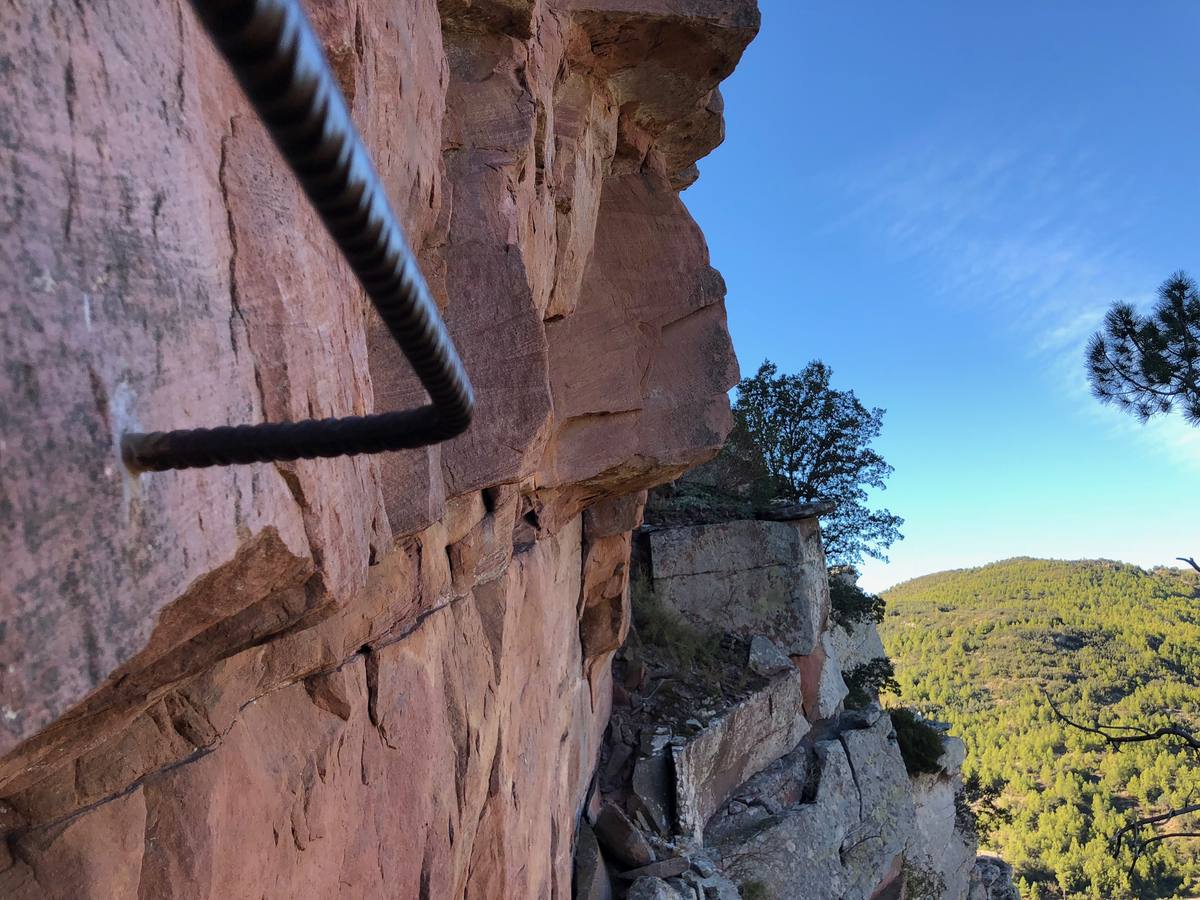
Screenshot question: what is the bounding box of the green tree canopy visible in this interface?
[882,557,1200,899]
[1086,272,1200,424]
[727,360,903,566]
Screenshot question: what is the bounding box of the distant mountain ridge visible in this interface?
[880,556,1200,899]
[884,555,1198,599]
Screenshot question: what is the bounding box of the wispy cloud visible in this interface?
[1056,343,1200,473]
[829,123,1199,469]
[834,127,1146,328]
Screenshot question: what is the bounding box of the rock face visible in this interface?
[591,504,1001,900]
[672,668,810,841]
[647,518,830,655]
[908,738,977,900]
[0,0,758,896]
[710,714,917,900]
[829,617,889,675]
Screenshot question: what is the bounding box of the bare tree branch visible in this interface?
[1045,691,1200,877]
[1044,692,1200,752]
[1176,556,1200,575]
[1112,802,1200,850]
[1112,803,1200,880]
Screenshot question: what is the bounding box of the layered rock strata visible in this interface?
[0,0,758,895]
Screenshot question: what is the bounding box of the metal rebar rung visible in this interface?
[121,0,474,472]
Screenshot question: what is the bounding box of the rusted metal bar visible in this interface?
[122,0,474,472]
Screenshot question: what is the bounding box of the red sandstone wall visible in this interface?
[0,0,758,895]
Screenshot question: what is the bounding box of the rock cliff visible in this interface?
[588,501,989,900]
[0,2,1022,898]
[0,0,754,896]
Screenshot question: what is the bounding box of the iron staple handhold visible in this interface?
[121,0,474,473]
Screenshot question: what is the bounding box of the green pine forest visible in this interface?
[880,558,1200,899]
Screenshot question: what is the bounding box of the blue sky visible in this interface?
[683,2,1200,591]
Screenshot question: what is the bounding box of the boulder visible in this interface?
[626,877,690,900]
[938,735,967,776]
[630,750,674,835]
[747,635,793,678]
[682,871,742,900]
[618,857,690,881]
[840,700,885,731]
[666,878,699,900]
[574,820,615,900]
[594,804,656,869]
[673,668,810,840]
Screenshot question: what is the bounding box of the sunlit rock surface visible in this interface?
[595,495,996,899]
[647,518,831,656]
[0,0,758,894]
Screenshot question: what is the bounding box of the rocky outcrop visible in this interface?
[646,517,830,656]
[0,0,758,895]
[584,503,1000,900]
[907,738,976,900]
[829,617,889,675]
[672,668,810,842]
[969,856,1021,900]
[709,713,917,900]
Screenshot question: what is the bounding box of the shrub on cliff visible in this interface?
[829,574,886,631]
[724,360,903,566]
[890,707,945,776]
[844,658,899,709]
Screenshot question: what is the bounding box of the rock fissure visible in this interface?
[837,731,867,823]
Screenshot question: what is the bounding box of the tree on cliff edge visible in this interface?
[726,360,903,566]
[1086,271,1200,425]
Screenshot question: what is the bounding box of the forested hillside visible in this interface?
[881,558,1200,899]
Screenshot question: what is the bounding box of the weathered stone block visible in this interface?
[648,518,829,654]
[747,635,793,678]
[828,618,888,675]
[630,750,673,835]
[712,714,917,900]
[574,819,615,900]
[672,668,810,841]
[595,804,655,869]
[794,632,849,722]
